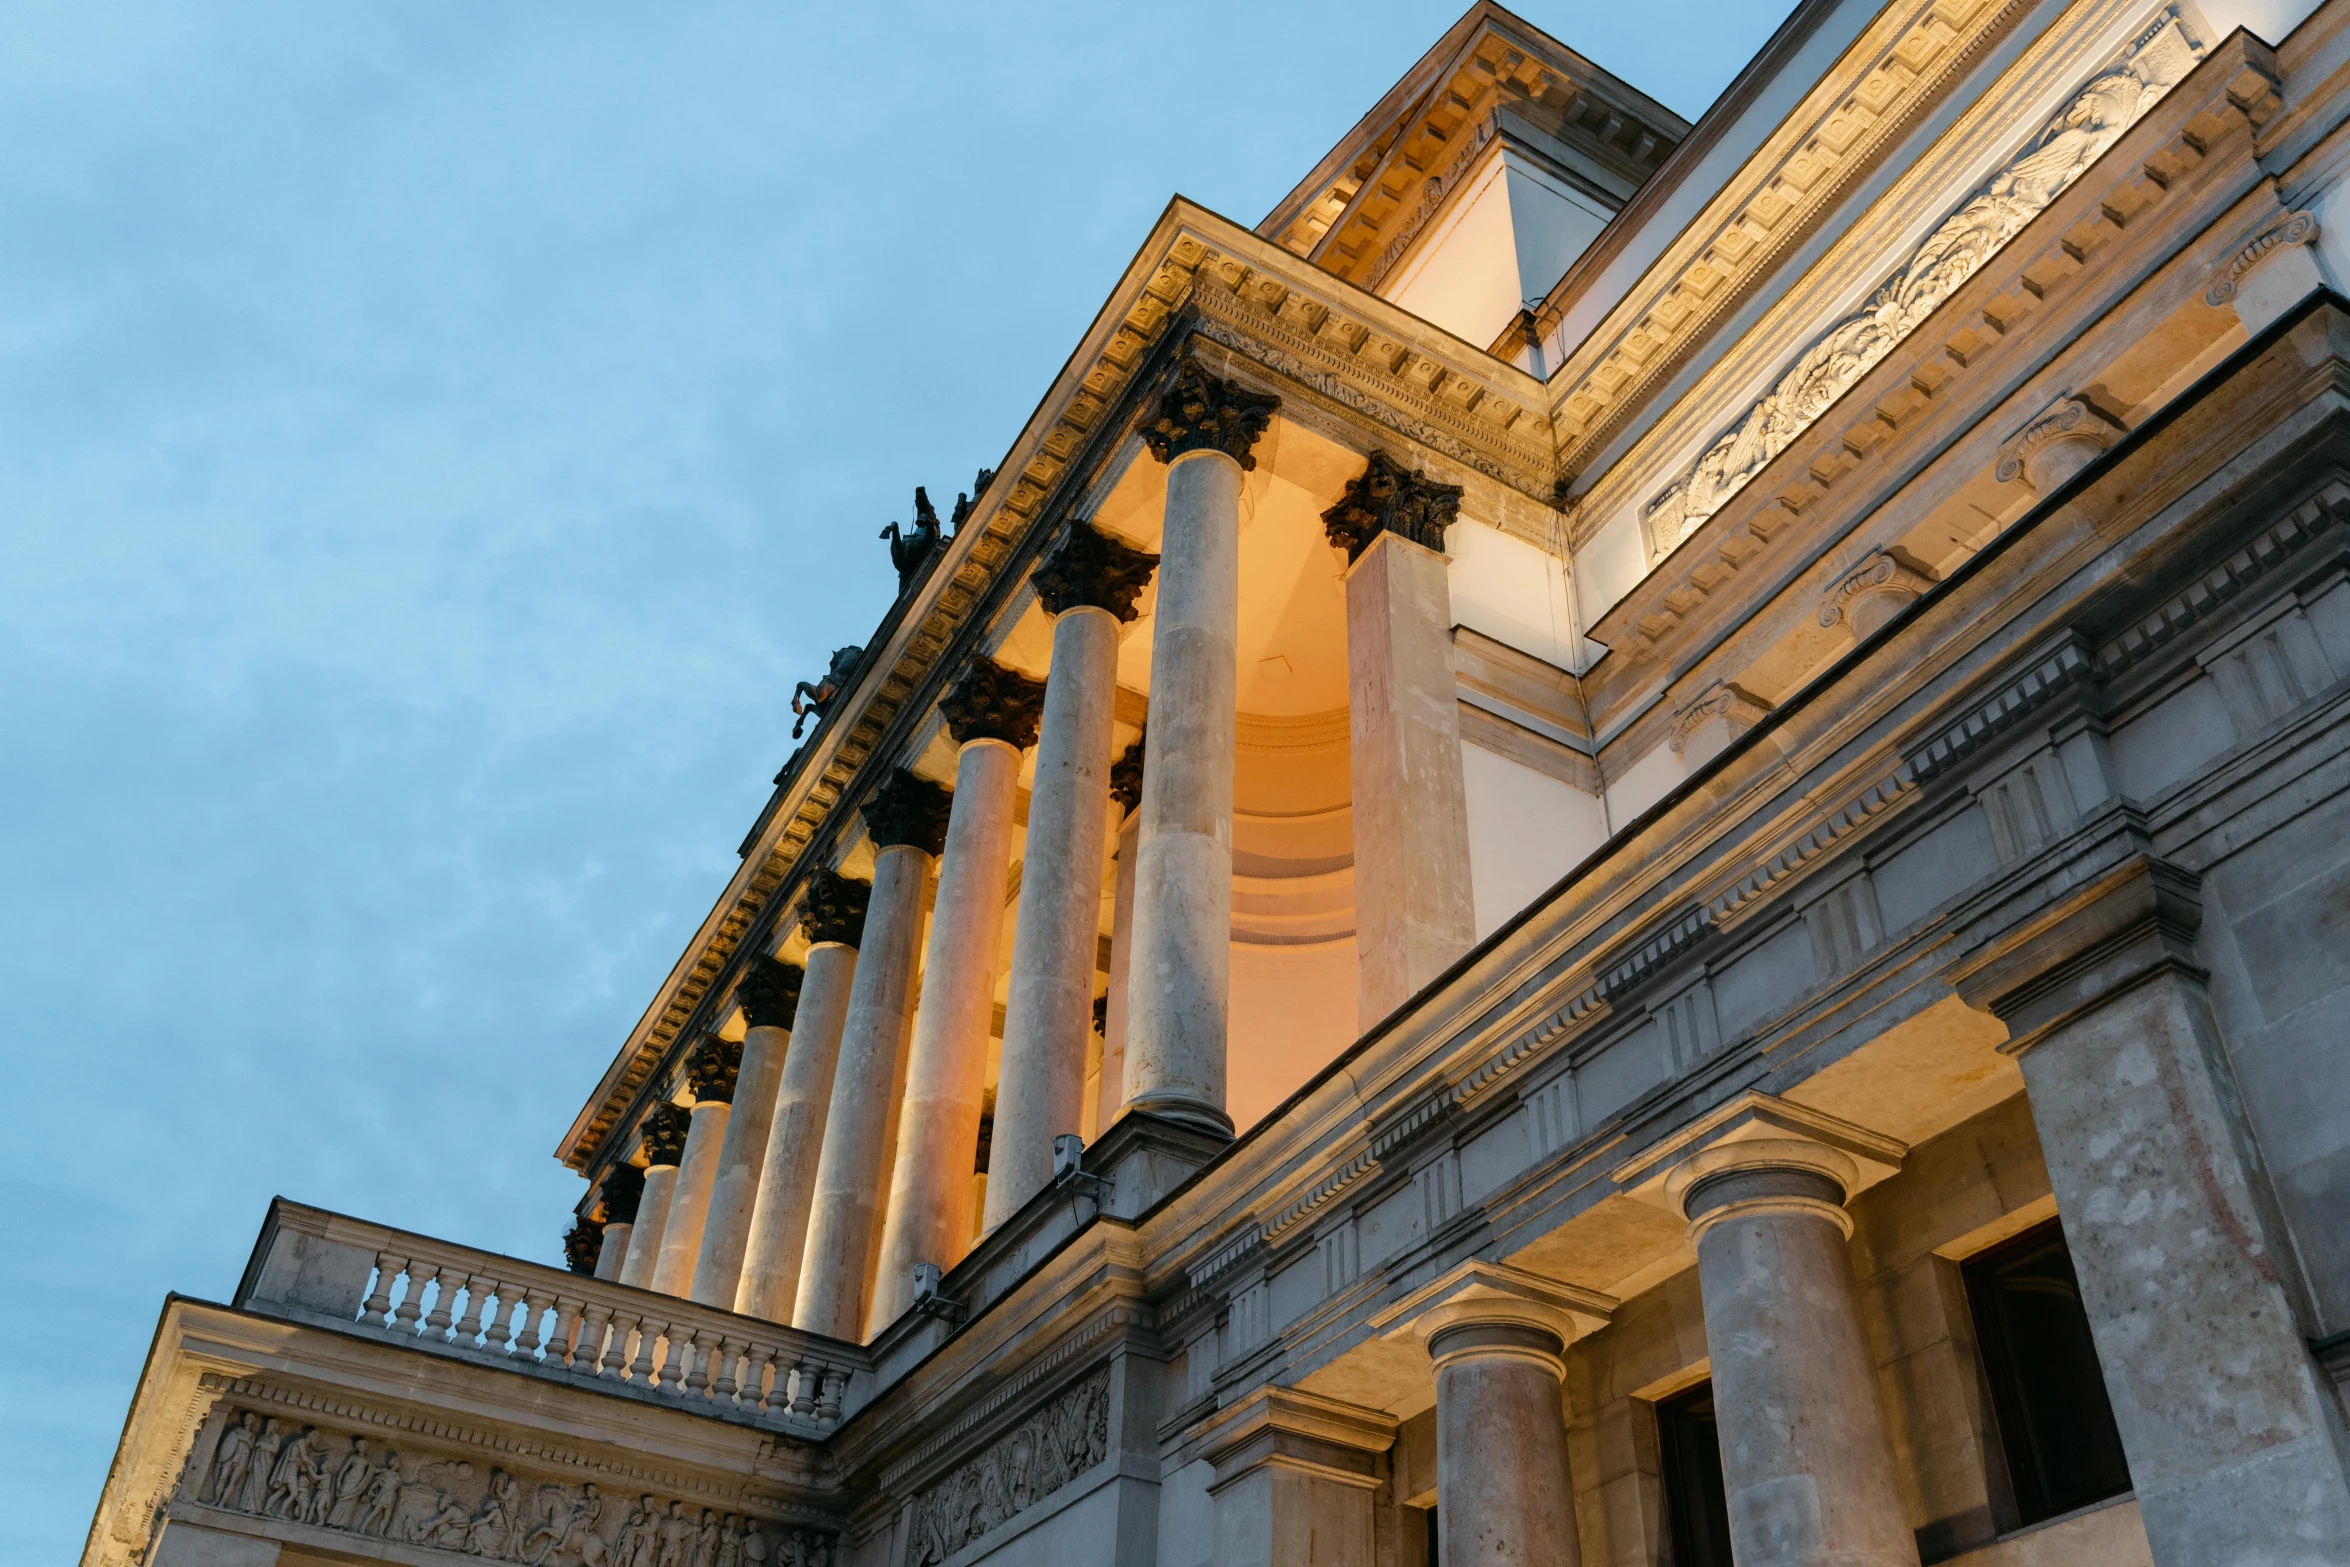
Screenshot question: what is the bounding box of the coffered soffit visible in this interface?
[558,199,1557,1171]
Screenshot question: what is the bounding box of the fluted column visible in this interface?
[735,873,866,1320]
[794,770,950,1340]
[1323,453,1476,1026]
[989,525,1158,1228]
[1123,358,1278,1134]
[1094,744,1144,1136]
[591,1163,643,1281]
[617,1103,689,1291]
[874,659,1044,1323]
[1668,1132,1917,1567]
[689,957,799,1306]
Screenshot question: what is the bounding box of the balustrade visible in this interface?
[240,1203,868,1437]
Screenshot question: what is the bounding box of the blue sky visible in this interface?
[0,3,1781,1555]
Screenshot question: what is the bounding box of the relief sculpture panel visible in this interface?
[183,1403,832,1567]
[904,1368,1112,1566]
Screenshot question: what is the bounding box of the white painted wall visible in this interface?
[1385,149,1611,349]
[1461,743,1608,938]
[1448,517,1577,667]
[1602,736,1688,828]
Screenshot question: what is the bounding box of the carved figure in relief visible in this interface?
[1642,15,2200,555]
[355,1448,403,1537]
[202,1411,258,1508]
[324,1436,372,1529]
[463,1466,521,1556]
[521,1480,605,1566]
[399,1457,477,1548]
[238,1418,284,1513]
[657,1498,694,1567]
[713,1514,746,1567]
[261,1424,318,1518]
[617,1495,662,1567]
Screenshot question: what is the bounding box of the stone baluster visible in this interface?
[736,874,867,1321]
[653,1036,739,1295]
[1123,356,1278,1134]
[657,1320,690,1391]
[794,771,951,1339]
[592,1164,644,1282]
[988,524,1158,1229]
[1646,1101,1918,1567]
[464,1275,503,1349]
[387,1261,427,1334]
[618,1104,690,1291]
[420,1266,460,1339]
[507,1284,541,1358]
[592,1306,628,1378]
[873,659,1044,1323]
[1095,742,1144,1135]
[538,1296,575,1368]
[1321,452,1477,1027]
[691,956,802,1307]
[361,1253,400,1325]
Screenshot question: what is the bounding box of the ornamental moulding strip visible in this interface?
[1547,0,2032,477]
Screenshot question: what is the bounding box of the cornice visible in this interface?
[1545,0,2034,484]
[560,201,1567,1169]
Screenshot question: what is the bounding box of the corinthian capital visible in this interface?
[941,657,1048,748]
[684,1034,742,1104]
[1033,521,1160,621]
[798,869,872,947]
[596,1162,644,1224]
[862,768,954,855]
[639,1102,692,1167]
[738,955,804,1030]
[1142,358,1281,471]
[1320,450,1464,562]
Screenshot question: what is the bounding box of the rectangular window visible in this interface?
[1963,1219,2132,1525]
[1656,1383,1734,1567]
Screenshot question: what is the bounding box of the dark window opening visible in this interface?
[1963,1219,2132,1525]
[1657,1383,1734,1567]
[1423,1502,1439,1566]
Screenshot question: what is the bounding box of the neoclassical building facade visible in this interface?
[89,2,2350,1564]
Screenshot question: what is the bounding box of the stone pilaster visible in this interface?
[873,664,1041,1325]
[1125,359,1277,1135]
[1324,452,1476,1026]
[795,772,949,1338]
[689,957,801,1306]
[991,524,1158,1229]
[1203,1387,1395,1567]
[735,873,868,1321]
[617,1102,691,1291]
[1955,855,2350,1560]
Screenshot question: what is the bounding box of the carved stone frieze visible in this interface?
[1109,734,1146,814]
[940,657,1049,748]
[1032,520,1160,621]
[562,1220,603,1277]
[798,870,872,948]
[1320,450,1464,562]
[737,957,804,1031]
[595,1164,644,1226]
[639,1103,692,1168]
[862,769,955,856]
[1643,14,2203,558]
[684,1036,742,1105]
[185,1404,832,1567]
[903,1368,1111,1567]
[1141,358,1281,471]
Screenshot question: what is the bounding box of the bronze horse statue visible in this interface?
[790,645,864,738]
[878,488,945,597]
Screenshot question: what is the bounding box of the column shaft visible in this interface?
[593,1223,630,1282]
[734,942,856,1319]
[1124,449,1241,1132]
[616,1165,677,1291]
[873,740,1021,1324]
[1346,530,1475,1025]
[1688,1168,1916,1567]
[1431,1321,1580,1567]
[689,1023,788,1306]
[2017,968,2350,1557]
[1097,811,1140,1136]
[794,844,928,1338]
[652,1101,728,1295]
[990,607,1120,1227]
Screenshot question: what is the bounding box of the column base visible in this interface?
[1120,1090,1234,1138]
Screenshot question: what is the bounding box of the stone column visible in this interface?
[990,525,1158,1228]
[1095,745,1144,1136]
[1322,452,1476,1026]
[1429,1317,1579,1567]
[688,957,800,1306]
[873,661,1042,1325]
[591,1163,643,1282]
[652,1037,737,1295]
[1956,856,2350,1560]
[1669,1135,1917,1567]
[794,770,950,1340]
[1123,357,1278,1134]
[617,1103,690,1291]
[734,873,866,1320]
